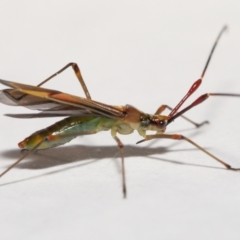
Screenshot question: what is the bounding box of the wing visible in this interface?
[0,79,127,119]
[0,88,60,110]
[0,88,94,117]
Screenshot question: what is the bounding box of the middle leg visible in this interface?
[111,128,127,198]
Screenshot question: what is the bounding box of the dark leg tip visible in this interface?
[136,139,145,144]
[123,189,127,199]
[21,149,29,153]
[225,163,240,171]
[196,120,210,128]
[228,167,240,171]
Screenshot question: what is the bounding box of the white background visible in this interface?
[1,1,240,239]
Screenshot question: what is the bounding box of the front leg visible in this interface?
[137,133,240,170]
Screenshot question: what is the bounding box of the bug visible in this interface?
[0,26,240,198]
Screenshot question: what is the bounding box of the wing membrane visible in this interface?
[0,89,60,110]
[0,79,127,119]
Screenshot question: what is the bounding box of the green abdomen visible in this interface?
[20,116,116,150]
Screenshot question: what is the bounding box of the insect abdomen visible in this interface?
[18,116,116,150]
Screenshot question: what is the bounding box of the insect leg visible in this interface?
[48,129,126,198]
[154,104,208,128]
[111,128,126,198]
[0,139,45,178]
[36,63,91,99]
[137,134,240,170]
[0,130,97,178]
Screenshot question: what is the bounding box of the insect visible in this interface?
[0,26,240,198]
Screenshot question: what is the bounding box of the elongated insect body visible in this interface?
[1,26,240,198]
[18,105,168,150]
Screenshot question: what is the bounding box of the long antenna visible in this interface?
[168,26,228,118]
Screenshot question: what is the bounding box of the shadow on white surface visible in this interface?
[0,140,227,188]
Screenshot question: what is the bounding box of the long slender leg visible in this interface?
[42,129,127,198]
[111,128,126,198]
[11,63,90,100]
[137,133,240,170]
[0,130,97,178]
[35,63,91,99]
[0,139,45,178]
[155,104,209,128]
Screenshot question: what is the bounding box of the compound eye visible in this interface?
[159,120,167,128]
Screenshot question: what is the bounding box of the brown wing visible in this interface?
[0,79,127,119]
